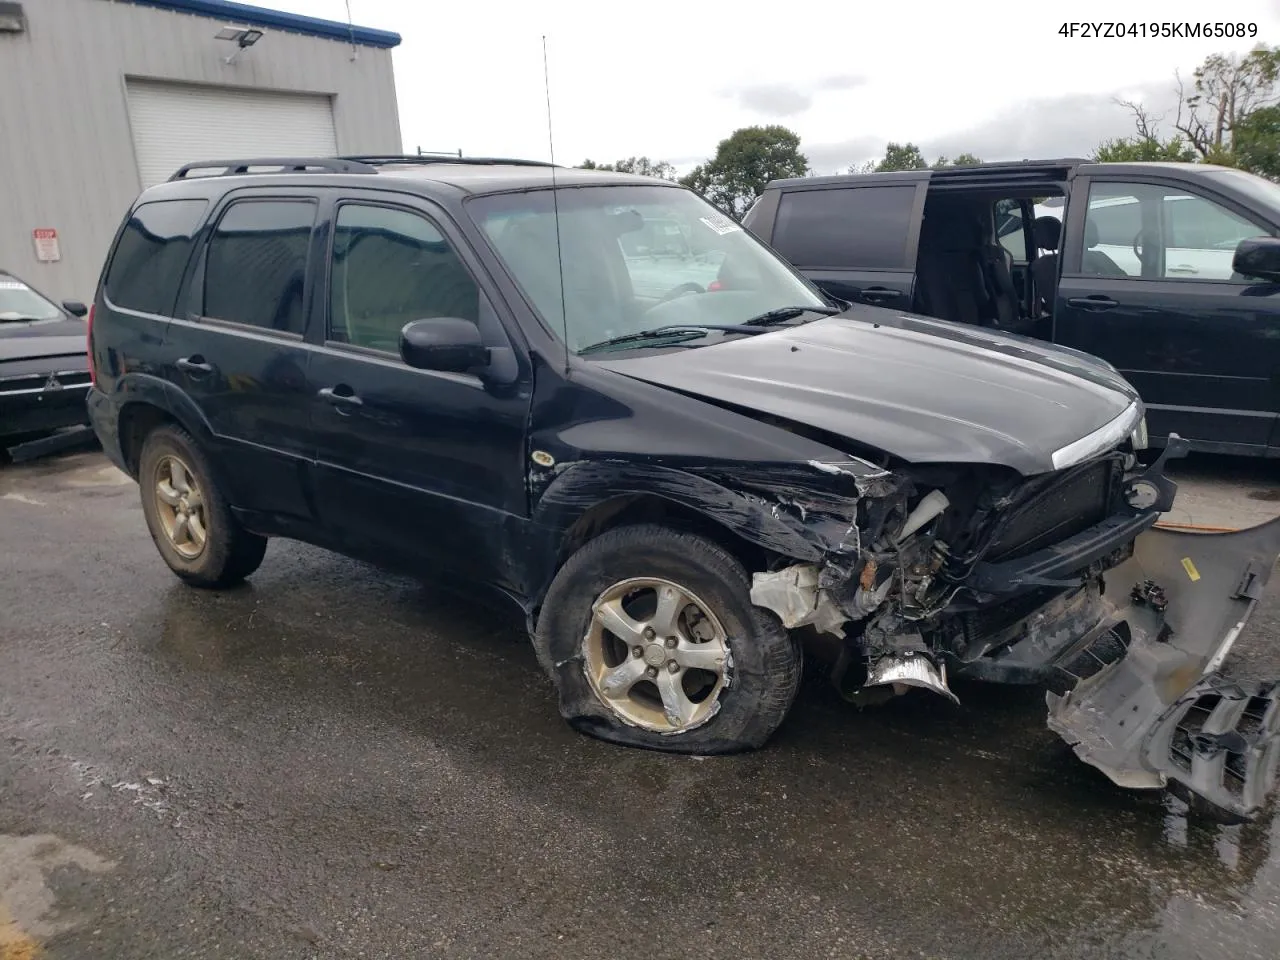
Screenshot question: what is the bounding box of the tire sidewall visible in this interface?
[536,525,800,754]
[138,426,232,584]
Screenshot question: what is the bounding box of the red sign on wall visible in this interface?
[33,228,60,262]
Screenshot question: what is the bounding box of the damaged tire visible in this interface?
[138,425,267,588]
[534,524,802,753]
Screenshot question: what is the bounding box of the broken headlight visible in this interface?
[1130,415,1149,451]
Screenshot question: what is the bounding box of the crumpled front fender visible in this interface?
[1047,515,1280,822]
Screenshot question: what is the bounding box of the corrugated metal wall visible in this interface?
[0,0,403,300]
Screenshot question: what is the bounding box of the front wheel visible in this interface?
[534,524,802,753]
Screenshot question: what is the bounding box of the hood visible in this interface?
[593,306,1140,476]
[0,317,87,363]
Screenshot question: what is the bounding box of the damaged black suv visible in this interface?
[88,155,1280,821]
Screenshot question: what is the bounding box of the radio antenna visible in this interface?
[542,35,570,376]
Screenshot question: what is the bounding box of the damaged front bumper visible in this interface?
[1047,516,1280,822]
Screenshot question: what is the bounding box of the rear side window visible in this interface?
[772,186,916,269]
[104,199,207,315]
[203,199,316,335]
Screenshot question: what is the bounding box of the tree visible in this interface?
[677,125,809,219]
[1174,46,1280,159]
[849,143,983,173]
[1232,104,1280,180]
[1103,45,1280,178]
[1094,136,1196,162]
[874,142,928,171]
[577,156,677,180]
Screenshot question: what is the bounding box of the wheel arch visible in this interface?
[113,374,217,478]
[524,460,827,619]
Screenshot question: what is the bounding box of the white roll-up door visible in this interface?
[125,79,339,188]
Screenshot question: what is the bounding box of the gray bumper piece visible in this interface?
[1047,515,1280,823]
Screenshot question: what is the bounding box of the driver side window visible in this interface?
[329,203,480,354]
[1080,182,1272,282]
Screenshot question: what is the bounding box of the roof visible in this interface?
[158,155,683,195]
[374,161,680,194]
[123,0,402,49]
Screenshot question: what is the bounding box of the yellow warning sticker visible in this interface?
[1181,557,1201,582]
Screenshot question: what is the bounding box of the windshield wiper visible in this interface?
[743,305,843,326]
[578,324,768,355]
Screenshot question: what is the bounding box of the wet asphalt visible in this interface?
[4,450,1280,959]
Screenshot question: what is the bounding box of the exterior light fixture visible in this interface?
[215,24,264,63]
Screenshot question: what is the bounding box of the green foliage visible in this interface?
[1100,45,1280,179]
[850,143,983,173]
[676,125,809,219]
[577,156,677,180]
[1093,136,1196,162]
[1233,105,1280,180]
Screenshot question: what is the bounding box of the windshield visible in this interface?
[1206,169,1280,217]
[0,274,62,322]
[467,185,829,354]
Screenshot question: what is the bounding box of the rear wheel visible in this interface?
[138,425,266,588]
[534,524,802,753]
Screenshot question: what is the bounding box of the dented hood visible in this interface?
[595,307,1139,475]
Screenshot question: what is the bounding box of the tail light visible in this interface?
[86,303,96,386]
[707,280,724,292]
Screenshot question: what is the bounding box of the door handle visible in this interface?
[318,385,363,410]
[175,356,214,376]
[860,287,903,303]
[1065,296,1119,311]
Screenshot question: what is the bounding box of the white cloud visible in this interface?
[266,0,1280,173]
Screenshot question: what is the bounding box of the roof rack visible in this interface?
[169,157,377,181]
[340,154,560,169]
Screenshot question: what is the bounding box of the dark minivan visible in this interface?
[87,155,1280,822]
[743,161,1280,457]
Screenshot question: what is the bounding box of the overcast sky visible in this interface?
[264,0,1280,175]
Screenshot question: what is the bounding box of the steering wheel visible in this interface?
[1131,231,1144,260]
[653,281,705,306]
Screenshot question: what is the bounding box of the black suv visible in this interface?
[88,155,1280,821]
[742,160,1280,457]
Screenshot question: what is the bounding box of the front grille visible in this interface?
[985,459,1117,562]
[0,370,92,395]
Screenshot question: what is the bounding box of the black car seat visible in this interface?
[1030,215,1061,315]
[913,206,985,326]
[976,235,1020,328]
[1081,219,1128,276]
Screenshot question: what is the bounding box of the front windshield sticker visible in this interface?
[699,212,742,236]
[0,280,30,291]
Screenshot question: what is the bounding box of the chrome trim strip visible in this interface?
[1051,400,1143,470]
[0,382,92,397]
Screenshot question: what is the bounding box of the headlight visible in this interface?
[1051,401,1144,470]
[1130,416,1149,451]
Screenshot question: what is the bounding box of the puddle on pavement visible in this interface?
[0,834,113,956]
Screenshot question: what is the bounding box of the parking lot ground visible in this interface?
[4,450,1280,959]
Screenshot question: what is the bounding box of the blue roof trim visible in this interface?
[124,0,402,49]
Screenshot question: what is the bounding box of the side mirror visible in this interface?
[399,317,489,373]
[62,300,88,317]
[1233,237,1280,283]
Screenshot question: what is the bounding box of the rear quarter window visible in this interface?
[771,186,916,269]
[104,199,208,316]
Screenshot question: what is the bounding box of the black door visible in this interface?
[307,195,531,584]
[763,178,926,308]
[1054,176,1280,454]
[163,190,321,519]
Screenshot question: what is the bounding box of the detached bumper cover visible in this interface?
[1047,516,1280,822]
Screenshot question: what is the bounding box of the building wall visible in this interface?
[0,0,402,300]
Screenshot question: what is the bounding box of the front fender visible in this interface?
[523,459,867,610]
